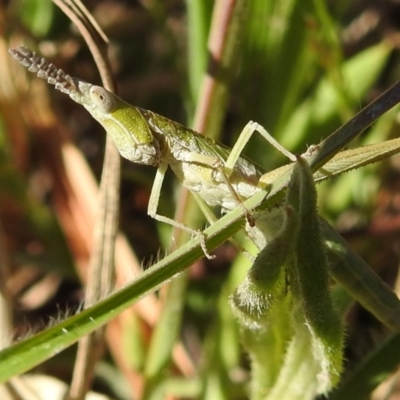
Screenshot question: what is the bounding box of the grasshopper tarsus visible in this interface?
[198,231,216,260]
[246,213,256,228]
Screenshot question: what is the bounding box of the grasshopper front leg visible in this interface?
[148,162,215,259]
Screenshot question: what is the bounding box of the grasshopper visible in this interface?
[10,46,400,331]
[9,46,296,258]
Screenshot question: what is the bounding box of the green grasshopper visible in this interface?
[9,46,297,257]
[10,46,400,331]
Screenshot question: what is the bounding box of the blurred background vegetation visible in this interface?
[1,0,400,398]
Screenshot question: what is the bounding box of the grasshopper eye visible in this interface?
[89,86,116,113]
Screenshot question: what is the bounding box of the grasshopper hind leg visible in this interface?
[217,121,295,225]
[210,158,256,227]
[224,121,296,177]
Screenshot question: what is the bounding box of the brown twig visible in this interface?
[173,0,249,245]
[50,1,120,399]
[192,0,248,136]
[142,0,249,395]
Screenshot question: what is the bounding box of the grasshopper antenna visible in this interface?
[9,46,78,95]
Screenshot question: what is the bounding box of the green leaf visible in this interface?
[280,43,393,150]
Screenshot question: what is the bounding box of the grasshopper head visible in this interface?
[9,46,161,167]
[75,84,161,167]
[71,82,116,117]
